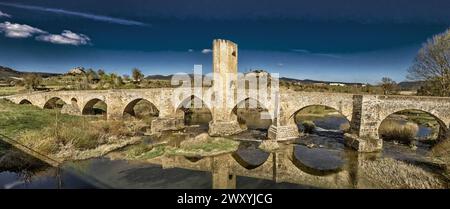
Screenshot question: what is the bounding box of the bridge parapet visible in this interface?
[3,89,450,152]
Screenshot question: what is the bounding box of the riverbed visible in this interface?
[0,115,448,189]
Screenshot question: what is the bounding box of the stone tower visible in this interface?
[208,39,245,136]
[213,39,238,76]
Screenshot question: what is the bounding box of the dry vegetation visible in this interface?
[359,157,447,189]
[431,139,450,168]
[379,120,419,144]
[0,99,144,161]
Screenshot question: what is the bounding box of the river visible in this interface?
[0,114,448,189]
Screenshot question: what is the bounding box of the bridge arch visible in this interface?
[123,98,159,120]
[19,99,32,105]
[377,109,448,144]
[289,105,351,123]
[82,98,107,118]
[290,105,351,133]
[43,97,66,109]
[176,95,212,127]
[230,97,273,130]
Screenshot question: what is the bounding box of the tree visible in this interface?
[132,68,144,83]
[380,77,397,95]
[97,69,105,77]
[407,28,450,96]
[23,74,43,90]
[109,73,123,89]
[86,68,99,84]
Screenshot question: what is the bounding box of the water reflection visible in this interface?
[0,141,96,189]
[292,145,345,176]
[1,113,448,189]
[232,142,270,169]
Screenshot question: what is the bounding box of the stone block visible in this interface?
[150,118,185,133]
[268,124,300,141]
[208,120,245,136]
[60,104,81,115]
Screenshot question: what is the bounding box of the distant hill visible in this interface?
[0,66,60,80]
[145,74,368,86]
[280,77,366,86]
[145,74,209,80]
[145,74,172,80]
[398,81,424,90]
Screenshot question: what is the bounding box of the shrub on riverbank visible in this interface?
[302,121,316,134]
[379,120,418,144]
[339,123,351,132]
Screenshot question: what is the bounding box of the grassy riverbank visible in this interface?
[119,133,239,160]
[0,86,28,96]
[0,99,143,161]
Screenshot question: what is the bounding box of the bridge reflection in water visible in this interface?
[57,135,447,189]
[1,135,448,189]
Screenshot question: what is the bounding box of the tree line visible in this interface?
[21,68,147,90]
[378,28,450,96]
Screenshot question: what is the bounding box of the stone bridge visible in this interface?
[3,39,450,152]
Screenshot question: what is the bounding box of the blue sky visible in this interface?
[0,0,449,84]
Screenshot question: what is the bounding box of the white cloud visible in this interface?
[0,2,147,26]
[0,21,91,46]
[201,49,212,54]
[0,11,11,18]
[0,21,45,38]
[36,30,90,45]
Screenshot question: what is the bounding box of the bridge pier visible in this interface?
[267,124,299,141]
[151,99,185,133]
[345,95,382,152]
[207,39,246,137]
[211,155,236,189]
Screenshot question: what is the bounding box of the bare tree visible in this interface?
[23,73,42,90]
[380,77,397,95]
[132,68,144,83]
[407,28,450,96]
